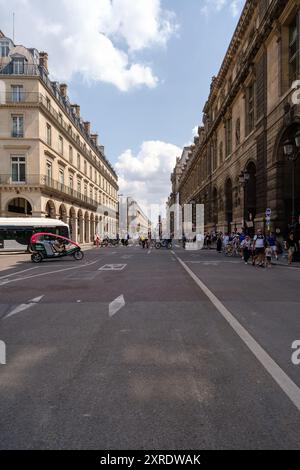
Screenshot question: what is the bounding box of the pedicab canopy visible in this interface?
[30,232,80,248]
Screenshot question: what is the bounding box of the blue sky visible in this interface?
[0,0,245,206]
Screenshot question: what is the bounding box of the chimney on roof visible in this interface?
[84,122,91,135]
[60,83,68,98]
[91,134,98,146]
[39,52,49,71]
[71,104,80,118]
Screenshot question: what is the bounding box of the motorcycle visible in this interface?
[30,233,84,263]
[155,239,173,250]
[101,237,119,247]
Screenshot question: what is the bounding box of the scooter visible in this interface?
[30,233,84,263]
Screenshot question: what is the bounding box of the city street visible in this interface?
[0,246,299,450]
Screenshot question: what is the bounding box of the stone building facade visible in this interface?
[174,0,300,237]
[0,31,118,243]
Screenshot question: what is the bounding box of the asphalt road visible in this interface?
[0,245,299,450]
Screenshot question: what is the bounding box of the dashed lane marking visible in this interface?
[109,295,125,317]
[4,296,44,320]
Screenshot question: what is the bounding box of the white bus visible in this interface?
[0,218,70,252]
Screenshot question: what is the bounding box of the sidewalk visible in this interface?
[272,258,300,268]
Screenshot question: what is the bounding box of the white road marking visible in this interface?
[174,253,300,411]
[0,260,99,286]
[99,264,127,271]
[147,250,151,255]
[0,266,39,281]
[4,295,44,320]
[109,295,125,317]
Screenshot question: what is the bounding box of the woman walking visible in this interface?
[286,233,298,266]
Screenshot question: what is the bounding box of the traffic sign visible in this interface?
[266,208,272,217]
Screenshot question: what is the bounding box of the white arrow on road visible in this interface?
[4,296,44,320]
[109,295,125,317]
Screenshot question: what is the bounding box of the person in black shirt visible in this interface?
[286,233,298,266]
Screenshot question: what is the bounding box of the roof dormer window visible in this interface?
[13,58,25,75]
[0,41,10,57]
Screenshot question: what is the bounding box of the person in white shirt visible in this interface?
[253,229,265,267]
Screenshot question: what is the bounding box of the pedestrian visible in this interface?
[286,233,298,266]
[267,232,278,261]
[182,233,186,249]
[216,233,222,253]
[241,235,252,264]
[265,244,272,268]
[140,234,146,249]
[95,233,100,248]
[252,228,265,267]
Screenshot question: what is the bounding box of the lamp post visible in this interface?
[283,130,300,228]
[239,170,250,234]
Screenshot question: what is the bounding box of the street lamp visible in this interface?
[239,170,250,234]
[283,131,300,227]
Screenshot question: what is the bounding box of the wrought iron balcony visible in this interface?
[0,174,99,210]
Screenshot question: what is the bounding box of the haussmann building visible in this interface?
[0,31,119,243]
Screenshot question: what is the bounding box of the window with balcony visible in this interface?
[289,17,299,86]
[84,160,87,175]
[12,115,24,138]
[69,176,74,190]
[11,85,23,103]
[46,124,52,146]
[13,58,25,75]
[11,156,26,183]
[69,146,73,164]
[59,136,64,155]
[46,160,52,183]
[77,180,81,194]
[0,41,10,57]
[59,168,64,186]
[77,153,81,170]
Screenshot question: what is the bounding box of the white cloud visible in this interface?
[201,0,244,18]
[0,0,177,91]
[116,141,181,207]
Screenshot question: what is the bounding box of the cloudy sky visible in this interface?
[0,0,245,207]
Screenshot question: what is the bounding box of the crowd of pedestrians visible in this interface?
[203,229,299,267]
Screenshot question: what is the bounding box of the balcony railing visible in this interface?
[0,62,40,76]
[0,174,99,210]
